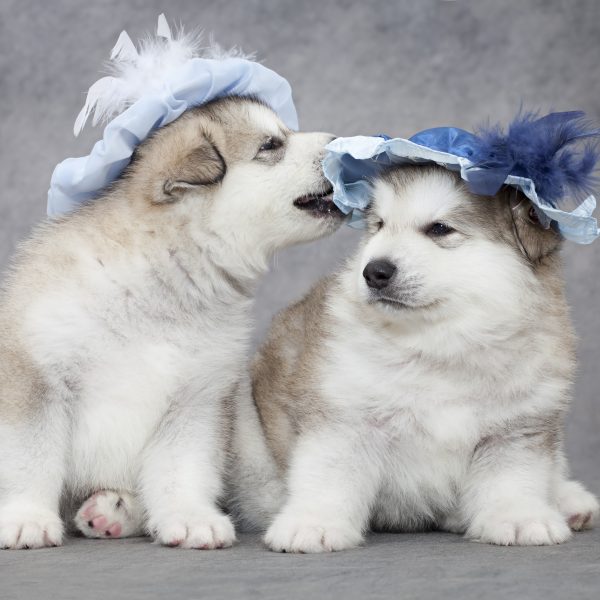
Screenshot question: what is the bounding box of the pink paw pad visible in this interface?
[81,495,100,521]
[89,516,107,530]
[568,513,592,530]
[85,515,122,537]
[76,492,127,539]
[106,523,122,537]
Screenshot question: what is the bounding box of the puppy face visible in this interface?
[130,96,343,253]
[354,165,561,321]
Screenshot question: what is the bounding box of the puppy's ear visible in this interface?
[160,135,226,203]
[507,190,562,262]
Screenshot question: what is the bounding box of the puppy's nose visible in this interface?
[363,260,397,290]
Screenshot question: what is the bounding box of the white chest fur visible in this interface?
[21,250,251,493]
[318,315,528,528]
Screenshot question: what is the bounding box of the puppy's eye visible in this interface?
[426,222,454,237]
[258,137,283,152]
[376,220,384,231]
[527,206,540,224]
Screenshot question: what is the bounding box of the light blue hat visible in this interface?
[324,112,600,244]
[47,15,298,216]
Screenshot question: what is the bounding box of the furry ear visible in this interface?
[507,190,562,262]
[160,137,226,203]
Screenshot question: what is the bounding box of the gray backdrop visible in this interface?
[1,2,599,597]
[1,0,598,481]
[1,0,598,485]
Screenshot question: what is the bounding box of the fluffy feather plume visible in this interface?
[473,111,600,209]
[74,14,251,136]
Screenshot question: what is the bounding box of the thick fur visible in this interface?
[230,165,599,552]
[0,96,342,549]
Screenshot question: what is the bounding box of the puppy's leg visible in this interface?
[228,377,286,531]
[0,374,67,549]
[265,426,380,553]
[74,490,145,539]
[555,479,599,531]
[139,380,235,550]
[463,433,572,546]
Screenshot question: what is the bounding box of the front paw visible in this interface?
[467,505,571,546]
[556,480,599,531]
[149,509,236,549]
[265,512,363,553]
[0,504,63,550]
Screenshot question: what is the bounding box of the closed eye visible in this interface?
[258,136,284,153]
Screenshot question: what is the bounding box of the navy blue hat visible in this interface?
[324,111,600,244]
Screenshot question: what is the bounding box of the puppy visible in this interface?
[232,164,599,552]
[0,96,343,549]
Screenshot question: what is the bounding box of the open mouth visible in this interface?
[293,186,342,218]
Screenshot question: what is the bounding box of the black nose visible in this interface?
[363,260,397,290]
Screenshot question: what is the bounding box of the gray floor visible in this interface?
[1,0,600,598]
[1,530,599,600]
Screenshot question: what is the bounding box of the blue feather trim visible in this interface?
[472,111,600,211]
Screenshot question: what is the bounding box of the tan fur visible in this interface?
[253,278,334,469]
[234,165,597,551]
[0,95,342,550]
[254,173,576,465]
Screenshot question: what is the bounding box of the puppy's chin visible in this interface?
[362,291,444,321]
[372,297,438,311]
[372,298,419,310]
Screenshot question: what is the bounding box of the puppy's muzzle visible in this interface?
[363,259,397,290]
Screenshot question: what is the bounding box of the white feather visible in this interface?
[110,31,138,62]
[156,13,172,41]
[74,14,251,137]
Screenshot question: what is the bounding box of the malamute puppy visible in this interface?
[0,96,343,549]
[234,164,599,552]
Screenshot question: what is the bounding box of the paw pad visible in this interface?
[75,491,136,539]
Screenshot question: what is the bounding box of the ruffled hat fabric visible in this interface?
[48,15,297,216]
